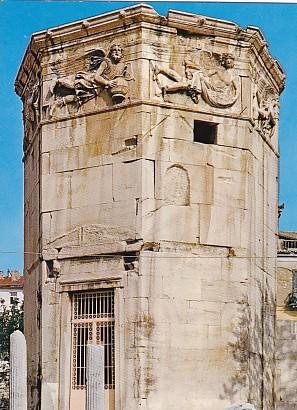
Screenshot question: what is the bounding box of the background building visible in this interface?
[0,271,24,306]
[0,270,24,408]
[276,232,297,410]
[16,4,284,410]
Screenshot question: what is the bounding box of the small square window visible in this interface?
[193,120,217,144]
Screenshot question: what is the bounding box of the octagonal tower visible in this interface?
[16,4,284,410]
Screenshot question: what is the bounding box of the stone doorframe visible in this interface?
[57,278,125,410]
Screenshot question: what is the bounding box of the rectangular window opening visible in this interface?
[10,291,18,305]
[193,120,217,144]
[72,289,115,391]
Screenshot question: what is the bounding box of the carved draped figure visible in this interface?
[185,60,239,108]
[74,59,132,99]
[200,69,239,108]
[153,51,240,108]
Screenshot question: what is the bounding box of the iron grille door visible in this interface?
[72,290,115,392]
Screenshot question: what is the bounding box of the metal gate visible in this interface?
[70,290,115,410]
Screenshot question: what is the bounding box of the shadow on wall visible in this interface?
[219,276,275,409]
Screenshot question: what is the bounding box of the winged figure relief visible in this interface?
[253,80,278,139]
[23,76,41,151]
[46,44,134,117]
[153,50,239,108]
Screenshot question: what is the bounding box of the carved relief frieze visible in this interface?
[44,224,135,249]
[152,49,239,108]
[42,223,138,262]
[44,43,134,118]
[252,76,279,139]
[22,73,41,152]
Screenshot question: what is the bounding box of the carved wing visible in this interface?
[85,48,107,70]
[262,85,277,102]
[198,50,222,70]
[258,80,278,106]
[49,48,106,76]
[50,55,87,76]
[257,79,267,97]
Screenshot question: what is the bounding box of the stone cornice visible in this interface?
[15,3,158,95]
[166,10,285,92]
[15,3,285,96]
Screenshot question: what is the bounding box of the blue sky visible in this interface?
[0,1,296,272]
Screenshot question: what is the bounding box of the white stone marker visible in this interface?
[10,330,27,410]
[86,344,104,410]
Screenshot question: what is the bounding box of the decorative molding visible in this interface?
[42,223,141,260]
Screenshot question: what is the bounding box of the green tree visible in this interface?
[0,299,24,409]
[0,299,24,361]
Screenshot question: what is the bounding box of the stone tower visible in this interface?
[15,5,284,410]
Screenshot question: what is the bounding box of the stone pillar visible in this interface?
[10,330,27,410]
[86,344,104,410]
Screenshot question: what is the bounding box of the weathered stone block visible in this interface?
[226,404,257,410]
[113,159,154,202]
[41,119,86,153]
[207,144,247,172]
[213,168,247,209]
[155,160,213,205]
[45,199,137,243]
[71,165,113,208]
[49,146,79,173]
[142,202,199,243]
[169,138,208,166]
[42,173,71,212]
[187,300,221,326]
[200,204,249,248]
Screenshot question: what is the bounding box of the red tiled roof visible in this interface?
[0,277,24,289]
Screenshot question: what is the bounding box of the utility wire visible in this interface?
[0,249,293,259]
